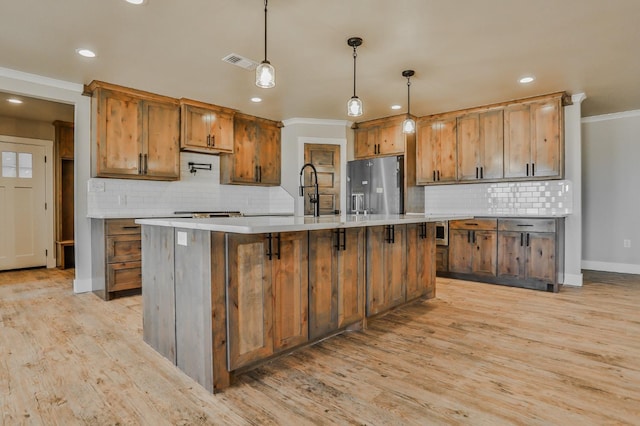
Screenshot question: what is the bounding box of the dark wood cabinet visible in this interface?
[308,228,366,340]
[226,231,308,370]
[220,112,281,185]
[89,81,180,180]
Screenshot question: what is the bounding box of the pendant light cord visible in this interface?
[264,0,268,62]
[352,46,357,97]
[406,77,411,116]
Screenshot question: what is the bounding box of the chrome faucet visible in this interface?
[299,163,320,217]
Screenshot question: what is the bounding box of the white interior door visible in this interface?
[0,141,47,270]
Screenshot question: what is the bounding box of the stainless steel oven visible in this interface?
[435,221,448,246]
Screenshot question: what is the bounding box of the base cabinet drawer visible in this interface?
[106,235,142,263]
[107,261,142,292]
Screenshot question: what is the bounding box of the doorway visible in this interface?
[0,138,52,270]
[303,144,341,216]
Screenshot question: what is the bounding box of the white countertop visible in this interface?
[136,214,470,234]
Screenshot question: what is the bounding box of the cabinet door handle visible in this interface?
[480,167,484,179]
[472,231,476,244]
[210,134,215,147]
[138,153,143,175]
[437,170,440,181]
[258,166,262,182]
[526,233,530,247]
[531,163,535,176]
[526,163,529,176]
[255,166,259,182]
[476,167,479,179]
[206,135,210,146]
[266,233,273,260]
[334,229,341,251]
[391,225,395,244]
[433,171,436,181]
[467,230,471,243]
[520,233,524,246]
[144,154,148,174]
[276,233,281,260]
[340,229,347,250]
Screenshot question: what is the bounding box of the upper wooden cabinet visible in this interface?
[457,110,504,181]
[180,99,235,154]
[89,81,180,180]
[504,95,563,179]
[416,115,457,184]
[220,112,281,186]
[354,115,406,159]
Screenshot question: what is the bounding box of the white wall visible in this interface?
[582,110,640,274]
[0,67,92,293]
[281,118,351,216]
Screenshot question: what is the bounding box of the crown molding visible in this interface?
[0,67,84,93]
[582,109,640,123]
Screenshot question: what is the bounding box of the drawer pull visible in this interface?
[517,224,534,227]
[122,226,140,230]
[464,223,478,226]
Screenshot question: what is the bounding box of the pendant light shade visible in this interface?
[347,37,363,117]
[402,70,416,134]
[256,0,275,88]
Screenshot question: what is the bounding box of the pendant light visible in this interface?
[347,37,363,117]
[256,0,275,88]
[402,70,416,134]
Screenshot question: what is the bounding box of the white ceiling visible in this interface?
[1,0,639,123]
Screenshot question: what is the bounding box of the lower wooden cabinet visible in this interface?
[448,219,497,277]
[366,225,407,316]
[226,232,308,370]
[497,218,563,291]
[436,246,449,273]
[406,223,436,300]
[308,228,366,340]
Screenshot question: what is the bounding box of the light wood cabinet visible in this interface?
[436,246,448,273]
[406,223,436,300]
[497,218,561,291]
[448,219,497,277]
[504,96,563,179]
[354,115,406,159]
[89,81,180,180]
[226,231,308,370]
[53,121,74,269]
[308,228,366,340]
[220,112,281,185]
[416,116,457,184]
[180,99,235,154]
[366,225,407,316]
[457,110,504,181]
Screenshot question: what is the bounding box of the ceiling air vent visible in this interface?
[222,53,258,71]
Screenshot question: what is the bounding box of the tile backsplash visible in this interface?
[87,152,294,218]
[424,180,573,217]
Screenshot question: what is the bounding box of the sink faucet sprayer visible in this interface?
[299,163,320,217]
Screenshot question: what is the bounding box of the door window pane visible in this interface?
[2,151,17,177]
[18,152,32,179]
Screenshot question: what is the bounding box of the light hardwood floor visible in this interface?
[1,268,639,425]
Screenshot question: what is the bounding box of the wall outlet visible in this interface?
[624,239,631,248]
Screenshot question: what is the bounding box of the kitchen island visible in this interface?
[137,214,462,392]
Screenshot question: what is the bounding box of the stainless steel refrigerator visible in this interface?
[347,155,404,214]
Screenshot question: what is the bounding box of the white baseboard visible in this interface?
[581,260,640,275]
[563,273,583,287]
[73,277,93,294]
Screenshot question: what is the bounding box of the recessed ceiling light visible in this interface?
[76,48,96,58]
[391,104,402,110]
[125,0,147,4]
[250,97,262,103]
[7,98,23,104]
[519,76,535,84]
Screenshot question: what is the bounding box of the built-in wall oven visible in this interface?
[435,221,448,246]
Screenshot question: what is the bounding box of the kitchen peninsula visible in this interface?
[137,214,461,392]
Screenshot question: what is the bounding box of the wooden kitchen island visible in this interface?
[137,214,459,393]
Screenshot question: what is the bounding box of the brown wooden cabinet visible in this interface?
[448,219,498,277]
[366,225,407,316]
[416,115,457,184]
[226,231,308,370]
[354,115,406,159]
[220,112,281,185]
[504,96,563,179]
[497,218,562,291]
[308,228,365,340]
[89,81,180,180]
[105,219,142,299]
[436,246,448,273]
[180,99,235,154]
[457,110,504,181]
[406,222,436,300]
[53,120,74,269]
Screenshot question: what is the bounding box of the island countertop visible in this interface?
[136,214,469,234]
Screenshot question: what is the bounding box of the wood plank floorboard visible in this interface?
[1,267,639,424]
